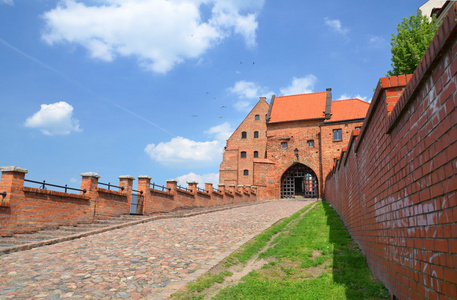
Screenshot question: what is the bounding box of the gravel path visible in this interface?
[0,200,311,299]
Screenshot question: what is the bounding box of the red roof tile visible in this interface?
[268,92,327,123]
[326,99,370,122]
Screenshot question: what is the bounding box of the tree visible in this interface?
[387,11,439,76]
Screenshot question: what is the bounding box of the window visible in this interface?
[254,131,259,138]
[355,126,362,130]
[241,131,247,139]
[254,151,259,158]
[281,142,288,149]
[334,158,338,165]
[333,129,342,141]
[240,151,247,158]
[308,140,314,148]
[255,114,260,120]
[243,169,249,175]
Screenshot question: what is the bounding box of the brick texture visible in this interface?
[325,6,457,299]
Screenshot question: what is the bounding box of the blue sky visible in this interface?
[1,0,427,191]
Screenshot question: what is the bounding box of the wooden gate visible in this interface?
[281,164,318,198]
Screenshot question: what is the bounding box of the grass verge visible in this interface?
[172,201,389,300]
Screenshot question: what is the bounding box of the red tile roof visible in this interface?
[268,92,327,123]
[326,99,370,122]
[268,91,370,123]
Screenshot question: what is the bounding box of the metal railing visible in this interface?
[132,189,143,195]
[177,185,189,192]
[150,182,170,192]
[98,182,124,191]
[196,186,208,193]
[24,179,86,194]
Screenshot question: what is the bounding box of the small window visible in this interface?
[333,129,342,141]
[241,131,247,139]
[334,158,338,164]
[243,169,249,175]
[265,151,268,158]
[308,140,314,148]
[255,114,260,120]
[281,142,288,149]
[241,151,247,158]
[254,131,259,138]
[254,151,259,158]
[355,127,362,130]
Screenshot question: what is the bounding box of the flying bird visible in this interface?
[191,115,198,117]
[221,106,227,108]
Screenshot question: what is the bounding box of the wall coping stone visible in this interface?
[80,172,100,178]
[118,175,135,180]
[187,181,198,184]
[138,175,152,179]
[166,179,177,183]
[0,166,28,173]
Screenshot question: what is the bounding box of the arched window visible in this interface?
[241,151,247,158]
[243,169,249,175]
[241,131,247,139]
[255,114,260,120]
[254,131,259,138]
[254,151,259,158]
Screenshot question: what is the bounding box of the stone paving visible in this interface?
[0,200,311,299]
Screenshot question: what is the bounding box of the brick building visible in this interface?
[219,88,370,200]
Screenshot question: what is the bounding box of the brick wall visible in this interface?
[325,6,457,299]
[1,168,257,236]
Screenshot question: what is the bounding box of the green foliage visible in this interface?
[387,11,439,76]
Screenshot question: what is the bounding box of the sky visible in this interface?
[0,0,430,191]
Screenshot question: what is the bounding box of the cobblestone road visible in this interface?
[0,200,311,299]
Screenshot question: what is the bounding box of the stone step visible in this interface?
[0,238,38,245]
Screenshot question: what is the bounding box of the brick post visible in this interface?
[187,181,198,194]
[137,175,151,194]
[166,179,177,196]
[237,185,244,193]
[228,184,236,194]
[218,184,226,193]
[205,183,213,194]
[118,175,135,205]
[0,166,27,207]
[252,186,257,194]
[80,172,100,200]
[245,185,251,193]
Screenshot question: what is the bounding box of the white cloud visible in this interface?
[205,121,233,142]
[279,75,317,96]
[24,101,82,135]
[227,80,273,111]
[367,35,386,48]
[338,94,368,102]
[176,172,219,187]
[41,0,264,73]
[324,17,348,35]
[1,0,13,5]
[144,122,232,168]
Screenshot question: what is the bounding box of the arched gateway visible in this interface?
[281,164,318,198]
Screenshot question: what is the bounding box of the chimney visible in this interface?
[325,88,332,119]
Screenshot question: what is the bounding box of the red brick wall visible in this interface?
[220,99,270,186]
[325,7,457,299]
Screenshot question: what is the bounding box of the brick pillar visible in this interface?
[80,172,100,200]
[118,175,135,205]
[187,181,198,194]
[228,184,236,194]
[218,184,226,193]
[238,185,245,193]
[245,185,251,193]
[205,183,213,195]
[0,166,27,207]
[166,179,177,196]
[138,175,151,194]
[379,75,412,115]
[252,186,257,194]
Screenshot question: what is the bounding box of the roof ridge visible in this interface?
[333,98,369,103]
[276,91,327,98]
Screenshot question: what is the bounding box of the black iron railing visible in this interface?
[150,182,171,192]
[132,189,143,195]
[177,185,189,192]
[24,179,86,194]
[196,186,208,193]
[98,182,124,191]
[1,191,6,197]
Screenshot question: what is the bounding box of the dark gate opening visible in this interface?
[130,192,144,215]
[281,164,318,198]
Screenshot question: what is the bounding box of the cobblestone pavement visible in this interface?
[0,200,311,299]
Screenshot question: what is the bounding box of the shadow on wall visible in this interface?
[322,201,389,299]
